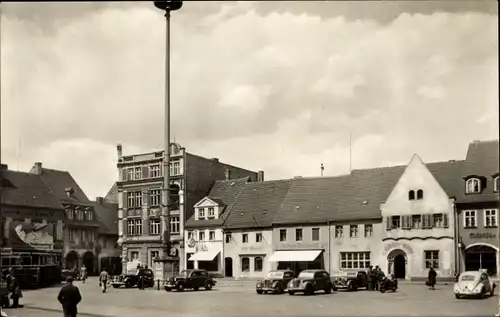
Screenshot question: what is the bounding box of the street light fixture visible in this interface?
[153,0,183,280]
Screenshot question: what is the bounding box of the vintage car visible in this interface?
[287,269,335,296]
[256,270,295,294]
[454,271,496,299]
[111,268,155,288]
[331,270,368,291]
[164,269,216,292]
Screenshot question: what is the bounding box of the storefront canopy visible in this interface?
[188,250,220,261]
[268,250,322,262]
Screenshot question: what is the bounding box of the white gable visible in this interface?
[193,197,220,208]
[382,154,450,216]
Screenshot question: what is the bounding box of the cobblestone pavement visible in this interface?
[9,278,498,317]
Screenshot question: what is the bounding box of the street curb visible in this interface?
[23,305,112,317]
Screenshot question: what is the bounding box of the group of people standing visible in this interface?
[366,265,386,291]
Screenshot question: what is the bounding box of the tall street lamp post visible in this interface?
[153,0,183,281]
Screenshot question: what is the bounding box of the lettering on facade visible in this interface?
[470,232,497,239]
[196,243,208,252]
[384,242,414,255]
[241,245,265,252]
[278,242,322,249]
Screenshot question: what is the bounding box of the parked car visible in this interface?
[287,270,334,296]
[454,271,496,299]
[332,270,368,291]
[379,275,398,293]
[164,269,216,292]
[256,270,295,294]
[111,268,155,288]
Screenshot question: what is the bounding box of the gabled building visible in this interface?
[30,162,101,275]
[184,177,249,276]
[455,140,499,275]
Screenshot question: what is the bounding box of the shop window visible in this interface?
[408,190,415,200]
[424,251,439,269]
[417,190,424,200]
[241,257,250,272]
[254,257,263,272]
[279,229,287,241]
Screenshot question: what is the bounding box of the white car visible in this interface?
[454,271,496,299]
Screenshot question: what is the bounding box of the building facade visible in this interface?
[29,162,101,275]
[455,140,500,276]
[115,143,258,275]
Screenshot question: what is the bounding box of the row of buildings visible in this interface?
[180,140,499,281]
[0,162,120,276]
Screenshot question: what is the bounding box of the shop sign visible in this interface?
[278,242,322,249]
[383,242,414,254]
[196,243,208,252]
[470,232,496,239]
[241,245,265,252]
[187,238,196,248]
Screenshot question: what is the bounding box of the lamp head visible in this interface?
[154,1,183,11]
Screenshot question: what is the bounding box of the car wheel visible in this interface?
[165,287,172,292]
[205,282,212,291]
[348,283,357,292]
[332,285,338,292]
[177,284,184,292]
[305,285,314,296]
[455,294,460,299]
[288,291,295,295]
[256,290,263,294]
[125,281,133,288]
[276,284,284,294]
[112,285,120,289]
[324,284,332,294]
[380,288,386,293]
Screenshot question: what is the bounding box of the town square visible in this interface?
[0,1,498,317]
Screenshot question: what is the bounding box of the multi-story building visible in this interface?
[30,162,101,275]
[115,143,258,275]
[90,197,121,275]
[455,140,499,275]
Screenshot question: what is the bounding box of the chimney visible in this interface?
[117,144,123,160]
[0,164,7,170]
[96,197,104,204]
[65,187,75,197]
[32,162,43,175]
[224,168,231,180]
[257,171,264,182]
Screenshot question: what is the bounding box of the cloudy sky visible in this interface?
[1,1,498,200]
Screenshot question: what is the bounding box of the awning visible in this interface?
[188,250,220,261]
[268,250,322,262]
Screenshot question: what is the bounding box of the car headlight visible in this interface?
[256,282,262,287]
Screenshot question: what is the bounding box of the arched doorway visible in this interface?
[387,249,407,279]
[65,251,78,270]
[465,244,497,276]
[225,257,233,277]
[82,251,95,275]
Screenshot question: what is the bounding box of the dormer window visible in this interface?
[408,190,415,200]
[466,178,481,194]
[208,207,215,219]
[494,176,499,192]
[198,208,205,219]
[417,190,424,200]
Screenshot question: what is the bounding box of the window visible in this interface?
[127,219,142,236]
[170,161,181,176]
[412,215,422,229]
[279,229,287,242]
[242,233,248,243]
[87,211,93,221]
[150,164,161,178]
[340,252,370,269]
[312,228,320,241]
[76,210,84,221]
[295,228,302,241]
[484,209,498,227]
[391,216,401,229]
[494,177,499,192]
[68,230,75,243]
[207,231,215,241]
[335,226,343,238]
[150,189,161,206]
[208,207,215,219]
[187,231,193,240]
[466,178,481,194]
[134,167,142,179]
[127,192,135,208]
[364,224,373,237]
[241,257,250,272]
[349,225,358,238]
[254,257,263,272]
[408,190,415,200]
[433,214,443,228]
[198,208,205,219]
[256,233,263,243]
[130,251,139,261]
[417,190,423,200]
[199,231,205,241]
[135,191,142,207]
[67,210,74,220]
[150,251,159,267]
[424,251,439,269]
[127,191,142,208]
[225,233,232,243]
[127,168,134,180]
[170,216,180,234]
[150,219,161,235]
[464,210,477,228]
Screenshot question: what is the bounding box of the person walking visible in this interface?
[99,268,110,293]
[80,265,87,284]
[5,269,22,308]
[366,266,373,291]
[57,277,82,317]
[427,267,437,290]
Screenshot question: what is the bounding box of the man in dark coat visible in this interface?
[6,268,22,308]
[366,266,373,291]
[427,267,437,290]
[58,277,82,317]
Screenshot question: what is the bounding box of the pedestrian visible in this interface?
[366,266,373,291]
[372,266,380,290]
[80,265,87,284]
[427,267,437,290]
[6,269,22,308]
[57,277,82,317]
[99,268,110,293]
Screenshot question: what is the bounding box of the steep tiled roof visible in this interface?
[0,170,63,210]
[185,177,248,229]
[456,140,499,203]
[38,168,91,205]
[223,179,292,229]
[90,199,118,235]
[104,183,118,203]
